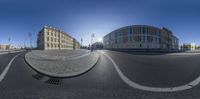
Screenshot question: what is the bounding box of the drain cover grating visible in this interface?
[32,74,44,80]
[45,78,62,85]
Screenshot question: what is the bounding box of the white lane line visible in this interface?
[0,53,22,82]
[0,51,24,55]
[166,53,200,56]
[102,52,200,92]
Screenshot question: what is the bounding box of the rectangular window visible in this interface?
[147,36,150,42]
[143,36,145,42]
[155,37,157,43]
[142,27,145,34]
[129,28,132,34]
[129,37,132,42]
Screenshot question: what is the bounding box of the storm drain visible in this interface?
[32,74,44,80]
[45,78,62,85]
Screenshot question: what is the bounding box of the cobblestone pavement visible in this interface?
[25,50,99,77]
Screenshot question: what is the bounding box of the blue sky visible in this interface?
[0,0,200,47]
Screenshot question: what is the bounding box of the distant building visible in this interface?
[103,25,179,50]
[195,45,200,49]
[73,39,80,50]
[182,43,196,50]
[92,42,103,49]
[172,35,179,49]
[0,44,10,50]
[37,25,79,50]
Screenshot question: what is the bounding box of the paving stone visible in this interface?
[25,50,99,78]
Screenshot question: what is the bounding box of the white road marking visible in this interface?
[0,50,24,55]
[102,51,200,92]
[0,53,22,82]
[166,53,200,56]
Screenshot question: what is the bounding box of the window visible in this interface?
[155,37,158,43]
[129,28,132,34]
[138,36,141,41]
[51,38,53,42]
[142,27,145,34]
[143,36,145,42]
[47,37,49,41]
[129,37,132,42]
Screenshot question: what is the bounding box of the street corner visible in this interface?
[24,50,100,78]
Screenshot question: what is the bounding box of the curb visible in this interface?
[0,50,25,55]
[24,52,100,78]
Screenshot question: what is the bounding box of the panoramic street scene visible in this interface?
[1,0,200,99]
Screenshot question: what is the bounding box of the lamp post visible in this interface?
[8,37,11,52]
[81,38,83,48]
[91,33,95,51]
[28,32,32,51]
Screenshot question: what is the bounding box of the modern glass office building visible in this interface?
[103,25,179,50]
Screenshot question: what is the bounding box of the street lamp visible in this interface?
[91,33,95,51]
[28,32,32,51]
[81,38,83,48]
[8,37,11,52]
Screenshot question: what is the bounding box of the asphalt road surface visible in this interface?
[1,50,200,99]
[0,52,21,74]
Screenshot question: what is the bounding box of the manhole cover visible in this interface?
[45,78,62,85]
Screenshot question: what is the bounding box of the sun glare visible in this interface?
[97,38,102,42]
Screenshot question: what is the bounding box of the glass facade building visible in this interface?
[103,25,179,50]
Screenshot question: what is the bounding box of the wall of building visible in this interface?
[0,45,10,50]
[182,43,196,50]
[172,35,179,49]
[73,39,80,50]
[92,42,103,49]
[37,26,78,50]
[103,25,179,50]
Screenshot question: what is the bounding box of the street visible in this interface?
[0,52,22,74]
[1,50,200,98]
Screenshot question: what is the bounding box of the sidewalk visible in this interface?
[25,50,99,78]
[0,50,24,55]
[184,50,200,53]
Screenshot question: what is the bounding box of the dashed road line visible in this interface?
[0,53,22,82]
[102,51,200,92]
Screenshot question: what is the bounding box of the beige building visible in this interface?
[0,44,10,50]
[37,26,79,50]
[73,39,80,50]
